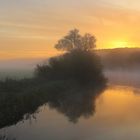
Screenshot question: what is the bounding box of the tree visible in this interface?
[35,28,106,86]
[55,29,96,52]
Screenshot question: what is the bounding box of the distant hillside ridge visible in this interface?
[96,48,140,70]
[0,48,140,72]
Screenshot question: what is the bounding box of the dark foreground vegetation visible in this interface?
[0,29,107,129]
[35,50,105,86]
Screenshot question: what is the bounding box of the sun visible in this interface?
[112,41,129,48]
[114,41,128,48]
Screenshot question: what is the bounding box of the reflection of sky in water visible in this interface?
[1,85,140,140]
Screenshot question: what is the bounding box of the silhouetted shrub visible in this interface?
[35,50,106,86]
[55,29,96,52]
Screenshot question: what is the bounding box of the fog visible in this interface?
[0,48,140,88]
[1,65,140,89]
[104,69,140,88]
[0,58,43,80]
[0,58,140,88]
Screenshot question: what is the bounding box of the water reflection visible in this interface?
[0,79,106,129]
[47,86,105,123]
[1,85,140,140]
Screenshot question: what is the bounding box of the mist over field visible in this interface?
[97,48,140,87]
[97,48,140,70]
[0,48,139,87]
[0,58,42,80]
[104,69,140,87]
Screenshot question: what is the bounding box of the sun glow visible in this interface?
[110,40,135,49]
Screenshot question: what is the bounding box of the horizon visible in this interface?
[0,47,139,61]
[0,47,139,70]
[1,0,140,59]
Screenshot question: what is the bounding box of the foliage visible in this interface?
[35,50,106,86]
[55,29,96,52]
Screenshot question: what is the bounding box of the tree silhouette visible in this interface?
[35,29,106,85]
[55,29,96,52]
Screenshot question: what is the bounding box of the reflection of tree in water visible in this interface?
[0,79,106,130]
[47,85,105,123]
[0,84,106,139]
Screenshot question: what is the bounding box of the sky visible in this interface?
[1,0,140,59]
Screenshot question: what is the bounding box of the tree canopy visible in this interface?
[55,29,96,52]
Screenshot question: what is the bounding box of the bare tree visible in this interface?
[55,29,96,52]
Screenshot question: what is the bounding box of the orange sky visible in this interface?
[1,0,140,59]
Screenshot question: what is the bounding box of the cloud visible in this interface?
[0,0,140,58]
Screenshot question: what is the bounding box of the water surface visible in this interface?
[1,85,140,140]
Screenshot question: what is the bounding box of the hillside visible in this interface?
[96,48,140,70]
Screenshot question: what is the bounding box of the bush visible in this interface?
[35,50,106,86]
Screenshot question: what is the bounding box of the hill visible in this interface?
[96,48,140,70]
